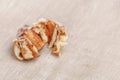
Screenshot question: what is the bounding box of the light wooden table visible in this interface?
[0,0,120,80]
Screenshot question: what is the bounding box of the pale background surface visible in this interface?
[0,0,120,80]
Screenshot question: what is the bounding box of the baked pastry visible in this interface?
[13,18,67,60]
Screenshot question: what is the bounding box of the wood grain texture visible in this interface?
[0,0,120,80]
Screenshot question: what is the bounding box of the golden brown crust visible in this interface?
[46,20,56,44]
[14,38,40,60]
[25,39,40,58]
[13,18,67,60]
[31,22,48,43]
[25,29,45,50]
